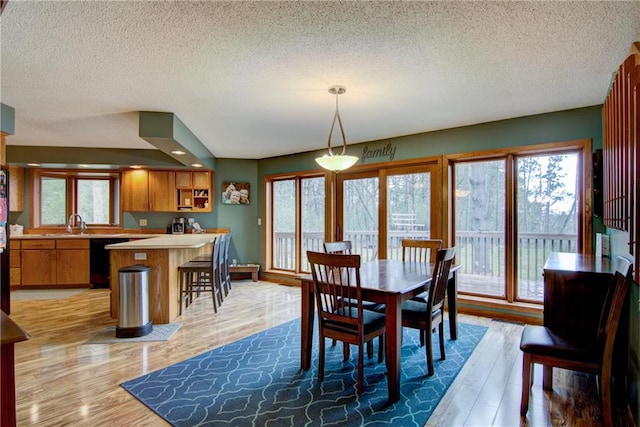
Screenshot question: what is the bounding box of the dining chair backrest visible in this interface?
[597,256,632,344]
[323,240,352,254]
[427,247,456,314]
[597,256,632,346]
[402,239,443,263]
[307,251,362,326]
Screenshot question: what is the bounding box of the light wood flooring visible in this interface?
[8,281,610,426]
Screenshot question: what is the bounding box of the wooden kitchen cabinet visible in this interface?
[193,171,210,188]
[121,169,175,212]
[21,240,56,286]
[8,166,24,212]
[148,170,176,211]
[175,171,192,188]
[176,170,212,212]
[20,239,90,287]
[121,169,149,212]
[56,239,90,285]
[122,169,209,212]
[9,240,20,286]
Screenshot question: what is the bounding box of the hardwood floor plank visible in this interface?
[8,281,608,426]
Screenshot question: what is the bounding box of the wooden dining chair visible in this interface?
[519,256,633,427]
[323,240,352,254]
[307,250,387,394]
[399,247,456,376]
[401,239,443,263]
[324,240,381,358]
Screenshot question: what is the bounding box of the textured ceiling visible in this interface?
[1,1,639,160]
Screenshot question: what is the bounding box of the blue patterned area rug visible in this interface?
[122,318,487,426]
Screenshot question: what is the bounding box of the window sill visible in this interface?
[456,295,543,325]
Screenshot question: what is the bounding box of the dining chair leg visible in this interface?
[366,340,373,359]
[601,366,613,427]
[520,353,532,415]
[377,335,384,363]
[318,335,326,382]
[426,330,435,376]
[343,342,350,361]
[438,322,445,360]
[357,342,364,394]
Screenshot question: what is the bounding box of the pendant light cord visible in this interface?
[327,91,347,156]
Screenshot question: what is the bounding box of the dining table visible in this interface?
[299,259,461,403]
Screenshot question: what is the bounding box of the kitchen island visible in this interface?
[106,234,221,324]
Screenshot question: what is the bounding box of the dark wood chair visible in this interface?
[323,240,352,254]
[519,256,633,427]
[307,250,387,394]
[178,236,223,314]
[401,239,443,263]
[401,239,444,345]
[399,247,456,376]
[324,240,381,358]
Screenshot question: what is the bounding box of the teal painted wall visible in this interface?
[214,159,260,264]
[259,106,603,177]
[256,105,603,267]
[1,103,15,135]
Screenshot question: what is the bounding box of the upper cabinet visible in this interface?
[121,169,213,213]
[148,170,176,212]
[121,169,149,212]
[175,171,192,188]
[176,171,212,212]
[9,166,24,212]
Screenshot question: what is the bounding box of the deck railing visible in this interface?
[274,230,577,300]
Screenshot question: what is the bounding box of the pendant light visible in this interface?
[315,85,359,172]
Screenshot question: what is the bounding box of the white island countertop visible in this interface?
[105,234,219,250]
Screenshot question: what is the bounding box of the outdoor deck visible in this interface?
[273,231,574,302]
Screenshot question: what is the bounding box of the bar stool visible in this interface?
[193,233,232,295]
[219,233,232,294]
[178,236,223,314]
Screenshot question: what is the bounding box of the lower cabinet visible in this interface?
[21,240,56,286]
[20,239,90,287]
[56,240,90,285]
[9,240,21,286]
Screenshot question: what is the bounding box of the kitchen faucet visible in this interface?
[66,213,87,235]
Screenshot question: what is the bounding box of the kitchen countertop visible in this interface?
[104,233,220,250]
[11,233,166,240]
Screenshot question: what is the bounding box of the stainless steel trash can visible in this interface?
[116,265,153,338]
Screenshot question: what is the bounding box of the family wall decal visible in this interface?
[361,143,397,164]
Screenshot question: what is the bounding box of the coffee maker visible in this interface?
[172,217,185,234]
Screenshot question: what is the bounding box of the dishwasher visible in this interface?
[90,238,128,288]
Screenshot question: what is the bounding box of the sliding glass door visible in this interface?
[454,159,506,297]
[516,153,579,301]
[451,142,587,304]
[336,163,441,260]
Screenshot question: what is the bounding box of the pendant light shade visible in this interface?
[315,85,358,172]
